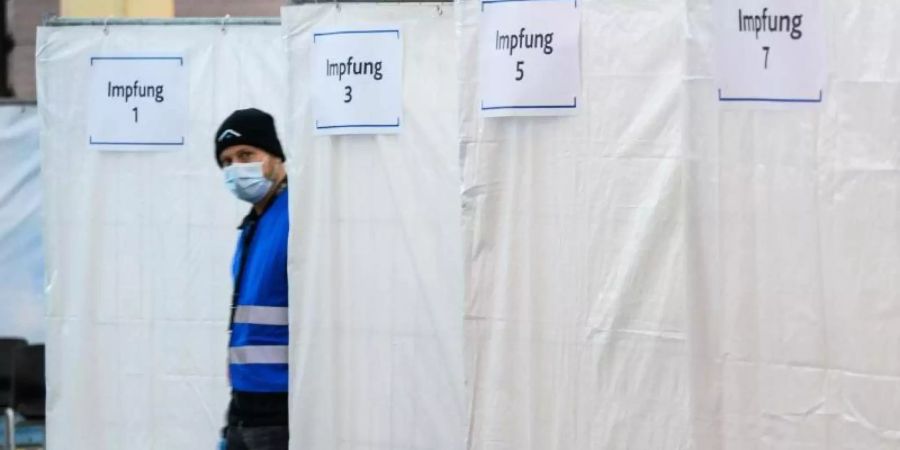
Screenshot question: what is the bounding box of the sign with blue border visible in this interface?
[478,0,580,117]
[87,55,188,150]
[713,0,827,105]
[310,27,403,135]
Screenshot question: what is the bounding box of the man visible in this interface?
[215,108,289,450]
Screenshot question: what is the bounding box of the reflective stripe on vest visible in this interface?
[233,305,289,326]
[230,345,289,365]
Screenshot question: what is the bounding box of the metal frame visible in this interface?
[0,99,36,106]
[291,0,451,3]
[43,17,281,27]
[41,0,455,27]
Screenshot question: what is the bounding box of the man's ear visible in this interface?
[273,159,286,181]
[264,155,281,180]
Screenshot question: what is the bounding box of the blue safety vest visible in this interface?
[229,187,289,393]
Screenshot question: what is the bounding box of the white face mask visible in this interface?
[223,162,273,204]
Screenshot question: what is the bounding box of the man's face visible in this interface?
[219,145,278,179]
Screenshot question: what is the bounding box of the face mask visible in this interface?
[223,162,273,204]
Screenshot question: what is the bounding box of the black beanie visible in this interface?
[214,108,285,166]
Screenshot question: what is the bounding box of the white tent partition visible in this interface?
[33,1,900,449]
[687,1,900,448]
[458,1,692,448]
[282,4,465,450]
[37,19,286,450]
[460,0,900,449]
[0,103,44,343]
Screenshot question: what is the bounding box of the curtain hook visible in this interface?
[436,4,444,16]
[221,14,231,33]
[103,16,111,35]
[334,0,341,12]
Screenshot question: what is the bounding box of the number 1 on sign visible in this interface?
[132,107,138,123]
[762,46,770,70]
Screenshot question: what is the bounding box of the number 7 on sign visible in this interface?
[762,46,770,70]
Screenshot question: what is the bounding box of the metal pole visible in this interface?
[3,407,14,450]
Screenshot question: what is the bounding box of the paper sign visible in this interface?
[310,28,403,135]
[87,55,188,150]
[714,0,827,104]
[478,0,580,117]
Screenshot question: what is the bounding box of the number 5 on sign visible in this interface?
[478,0,580,117]
[309,27,403,136]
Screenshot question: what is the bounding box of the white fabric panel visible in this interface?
[687,1,900,449]
[37,24,286,450]
[0,104,44,343]
[459,1,692,448]
[462,0,900,449]
[282,5,465,450]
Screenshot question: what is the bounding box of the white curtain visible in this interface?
[282,5,466,450]
[37,23,286,450]
[0,104,44,343]
[34,1,900,448]
[459,0,900,449]
[687,1,900,448]
[459,1,691,448]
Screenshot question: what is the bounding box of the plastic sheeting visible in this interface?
[460,1,900,449]
[0,104,44,343]
[459,1,691,448]
[33,2,900,449]
[37,24,286,449]
[687,1,900,448]
[282,5,466,450]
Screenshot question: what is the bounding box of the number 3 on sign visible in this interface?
[344,86,352,103]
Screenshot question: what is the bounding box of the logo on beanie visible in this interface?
[217,129,242,142]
